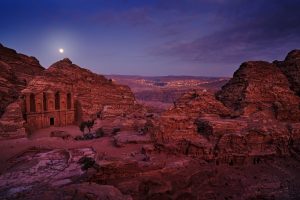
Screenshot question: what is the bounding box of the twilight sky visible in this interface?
[1,0,300,77]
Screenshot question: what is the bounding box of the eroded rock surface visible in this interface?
[24,58,143,121]
[1,46,300,199]
[0,44,44,117]
[0,44,44,137]
[217,61,300,121]
[275,49,300,96]
[0,147,96,199]
[0,101,26,139]
[153,51,300,165]
[154,90,230,144]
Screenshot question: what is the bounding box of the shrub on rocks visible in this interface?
[96,128,105,138]
[78,156,99,171]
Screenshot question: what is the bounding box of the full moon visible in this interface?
[59,48,64,53]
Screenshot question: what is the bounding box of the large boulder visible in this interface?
[0,101,26,139]
[154,90,231,143]
[275,49,300,96]
[216,61,300,122]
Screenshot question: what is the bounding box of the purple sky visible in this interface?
[1,0,300,76]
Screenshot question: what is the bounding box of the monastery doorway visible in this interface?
[50,117,54,126]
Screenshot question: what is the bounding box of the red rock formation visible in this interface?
[153,51,300,164]
[0,44,44,77]
[275,49,300,97]
[0,45,144,136]
[0,100,26,138]
[0,44,44,117]
[23,58,142,123]
[0,44,44,138]
[216,61,300,122]
[153,90,231,144]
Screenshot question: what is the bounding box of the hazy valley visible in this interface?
[106,75,229,111]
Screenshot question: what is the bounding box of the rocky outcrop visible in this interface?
[0,44,44,137]
[0,101,26,139]
[0,44,145,137]
[0,44,44,78]
[275,49,300,97]
[153,90,231,144]
[0,44,44,117]
[113,131,152,147]
[216,61,300,122]
[0,147,96,198]
[23,58,143,122]
[153,51,300,165]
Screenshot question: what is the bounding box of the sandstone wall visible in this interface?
[24,58,141,123]
[0,44,44,117]
[0,44,44,138]
[216,61,300,122]
[153,50,300,164]
[275,49,300,96]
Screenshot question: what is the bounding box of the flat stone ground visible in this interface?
[0,120,145,173]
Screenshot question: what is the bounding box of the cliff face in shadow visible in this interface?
[0,44,44,117]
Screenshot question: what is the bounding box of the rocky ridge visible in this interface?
[275,49,300,97]
[0,44,44,137]
[0,44,44,117]
[153,50,300,165]
[216,61,300,121]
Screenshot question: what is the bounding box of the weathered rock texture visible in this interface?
[217,61,300,122]
[0,44,44,117]
[0,101,26,138]
[0,44,143,137]
[153,50,300,165]
[24,58,141,122]
[154,90,230,144]
[0,44,44,138]
[275,49,300,97]
[0,147,97,199]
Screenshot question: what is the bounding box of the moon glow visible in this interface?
[59,48,64,53]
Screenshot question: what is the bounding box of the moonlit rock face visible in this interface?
[59,48,64,53]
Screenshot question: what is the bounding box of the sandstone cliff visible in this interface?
[0,44,44,138]
[275,49,300,97]
[0,43,44,117]
[23,58,142,122]
[0,45,143,137]
[154,90,230,143]
[153,50,300,164]
[216,61,300,122]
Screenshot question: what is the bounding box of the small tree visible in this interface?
[95,128,105,138]
[86,120,94,133]
[79,120,94,134]
[79,121,86,134]
[191,92,199,99]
